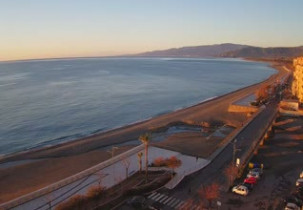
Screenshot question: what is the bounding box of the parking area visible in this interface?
[221,115,303,210]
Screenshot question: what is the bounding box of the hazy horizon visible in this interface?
[1,0,303,61]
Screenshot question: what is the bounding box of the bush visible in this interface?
[55,195,87,210]
[86,186,106,200]
[151,156,182,169]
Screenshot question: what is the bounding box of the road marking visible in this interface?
[190,205,199,210]
[154,194,165,202]
[149,192,160,200]
[152,193,162,201]
[167,198,177,206]
[159,195,168,202]
[170,199,181,207]
[175,201,185,209]
[163,197,173,205]
[148,192,157,199]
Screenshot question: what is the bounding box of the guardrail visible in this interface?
[0,144,145,209]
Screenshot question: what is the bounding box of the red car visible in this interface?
[244,177,257,185]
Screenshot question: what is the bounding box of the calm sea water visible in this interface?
[0,57,276,155]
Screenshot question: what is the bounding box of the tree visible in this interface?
[256,85,270,104]
[122,158,131,178]
[139,133,150,182]
[86,185,106,200]
[224,164,238,187]
[153,156,164,167]
[198,183,220,208]
[137,152,143,173]
[166,156,182,174]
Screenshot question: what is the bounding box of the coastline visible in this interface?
[0,60,290,203]
[0,60,284,163]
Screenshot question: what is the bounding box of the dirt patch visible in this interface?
[153,131,226,158]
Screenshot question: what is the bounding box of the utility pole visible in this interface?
[233,139,241,168]
[232,139,237,168]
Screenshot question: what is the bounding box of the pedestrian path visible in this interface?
[148,192,202,210]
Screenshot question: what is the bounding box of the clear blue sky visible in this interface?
[1,0,302,60]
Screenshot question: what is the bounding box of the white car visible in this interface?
[247,171,261,179]
[295,178,303,187]
[232,185,249,196]
[285,202,300,210]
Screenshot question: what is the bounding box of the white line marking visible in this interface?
[152,193,162,201]
[167,198,177,206]
[170,199,181,208]
[159,195,168,203]
[175,200,185,209]
[154,194,165,202]
[163,197,173,205]
[148,192,157,199]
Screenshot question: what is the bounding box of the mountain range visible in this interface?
[135,43,303,60]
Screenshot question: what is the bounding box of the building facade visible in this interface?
[292,57,303,103]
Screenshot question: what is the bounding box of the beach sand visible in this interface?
[0,61,290,203]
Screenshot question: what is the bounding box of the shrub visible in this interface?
[55,195,87,210]
[153,157,165,167]
[86,185,106,200]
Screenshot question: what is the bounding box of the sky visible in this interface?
[1,0,303,61]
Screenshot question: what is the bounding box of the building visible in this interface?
[292,57,303,103]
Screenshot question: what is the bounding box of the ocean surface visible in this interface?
[0,57,276,155]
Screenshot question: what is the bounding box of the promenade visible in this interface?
[1,146,209,209]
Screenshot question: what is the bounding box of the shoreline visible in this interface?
[0,60,285,163]
[0,60,291,203]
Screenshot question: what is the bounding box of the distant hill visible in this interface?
[136,43,249,57]
[135,43,303,60]
[222,46,303,59]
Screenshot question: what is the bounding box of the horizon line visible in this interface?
[1,43,302,63]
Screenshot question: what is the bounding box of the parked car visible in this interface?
[284,195,302,208]
[244,177,257,185]
[284,202,301,210]
[242,182,253,191]
[247,171,261,179]
[250,168,263,176]
[296,179,303,187]
[232,185,249,196]
[295,187,303,198]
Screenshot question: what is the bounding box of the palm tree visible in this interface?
[137,152,143,173]
[139,133,150,182]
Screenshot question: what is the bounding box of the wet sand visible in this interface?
[0,61,290,203]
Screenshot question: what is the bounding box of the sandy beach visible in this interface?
[0,61,290,203]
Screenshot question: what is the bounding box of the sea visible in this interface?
[0,57,276,155]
